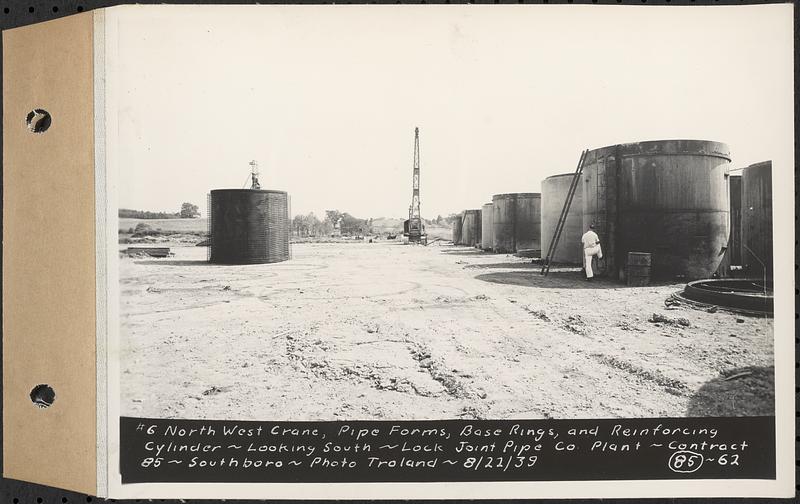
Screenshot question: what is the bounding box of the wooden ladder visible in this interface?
[541,149,588,276]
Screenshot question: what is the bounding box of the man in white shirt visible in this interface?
[581,224,603,281]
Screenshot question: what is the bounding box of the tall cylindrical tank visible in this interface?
[461,209,481,247]
[492,194,515,253]
[480,202,493,250]
[728,174,743,266]
[741,161,772,280]
[492,193,541,254]
[714,172,742,277]
[515,194,541,254]
[541,173,583,264]
[474,209,482,248]
[715,175,742,278]
[452,214,463,245]
[581,140,731,280]
[209,189,290,264]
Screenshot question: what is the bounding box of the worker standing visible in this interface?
[581,224,603,281]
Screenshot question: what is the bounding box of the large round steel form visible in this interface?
[492,193,541,254]
[741,161,772,280]
[679,279,773,315]
[480,202,494,250]
[581,140,731,281]
[451,214,463,245]
[541,173,583,264]
[461,209,482,247]
[209,189,290,264]
[715,173,742,277]
[727,174,742,266]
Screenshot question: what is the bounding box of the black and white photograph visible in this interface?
[2,2,793,500]
[112,4,789,425]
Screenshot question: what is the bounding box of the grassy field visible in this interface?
[119,217,208,234]
[426,224,452,241]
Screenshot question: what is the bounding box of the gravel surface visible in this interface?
[120,242,774,420]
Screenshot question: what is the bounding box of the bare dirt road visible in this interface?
[120,242,774,421]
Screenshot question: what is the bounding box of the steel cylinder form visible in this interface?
[461,209,482,247]
[474,210,482,248]
[480,202,494,250]
[741,161,772,280]
[492,193,542,254]
[541,173,584,264]
[728,174,743,266]
[581,140,731,281]
[209,189,290,264]
[714,173,743,277]
[452,214,463,245]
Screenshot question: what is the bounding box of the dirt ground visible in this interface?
[120,242,774,421]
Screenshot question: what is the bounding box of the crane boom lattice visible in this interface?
[406,127,426,244]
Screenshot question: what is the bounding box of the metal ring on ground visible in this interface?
[678,278,773,315]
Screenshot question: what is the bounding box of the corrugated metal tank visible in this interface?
[541,173,583,264]
[581,140,731,280]
[481,202,493,250]
[209,189,290,264]
[461,209,481,247]
[741,161,772,279]
[728,174,743,266]
[452,214,463,245]
[492,193,541,254]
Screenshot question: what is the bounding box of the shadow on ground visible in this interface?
[440,249,490,256]
[465,262,571,270]
[474,268,685,289]
[474,270,617,289]
[686,366,774,417]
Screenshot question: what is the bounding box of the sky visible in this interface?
[110,4,794,220]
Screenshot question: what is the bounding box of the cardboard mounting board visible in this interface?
[2,12,98,495]
[0,4,794,499]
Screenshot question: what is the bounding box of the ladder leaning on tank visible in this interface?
[540,149,588,276]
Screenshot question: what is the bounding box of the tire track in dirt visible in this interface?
[409,342,486,400]
[591,353,687,395]
[280,321,451,399]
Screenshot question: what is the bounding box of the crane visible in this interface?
[404,127,426,245]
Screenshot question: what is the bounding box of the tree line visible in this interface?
[291,211,464,237]
[292,210,373,237]
[120,203,200,219]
